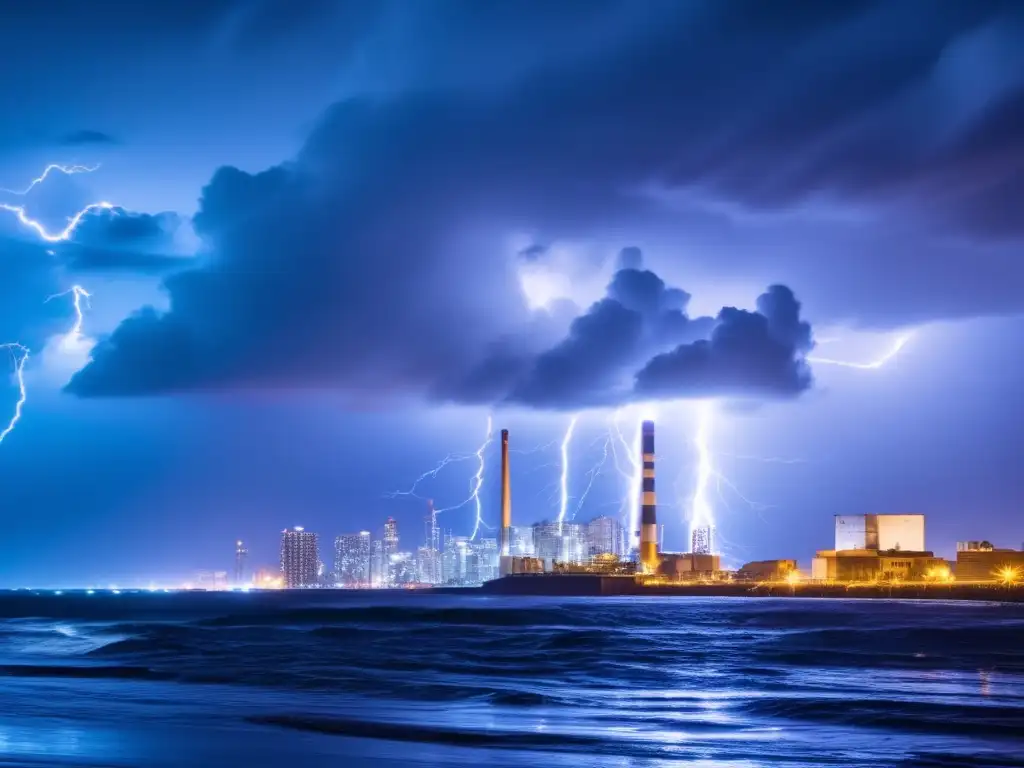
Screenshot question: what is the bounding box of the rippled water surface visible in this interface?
[0,591,1021,766]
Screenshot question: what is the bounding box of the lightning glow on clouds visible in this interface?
[808,332,915,370]
[1,286,91,446]
[0,163,115,242]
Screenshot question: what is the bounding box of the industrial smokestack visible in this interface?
[639,420,659,573]
[499,429,512,557]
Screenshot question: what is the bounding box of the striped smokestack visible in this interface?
[639,420,659,573]
[499,429,512,556]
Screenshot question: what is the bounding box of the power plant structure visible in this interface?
[639,420,659,574]
[498,428,514,572]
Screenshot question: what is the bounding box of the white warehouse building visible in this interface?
[835,514,925,553]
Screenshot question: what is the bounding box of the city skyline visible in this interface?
[1,2,1023,586]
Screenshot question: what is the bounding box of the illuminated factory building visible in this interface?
[280,526,319,588]
[835,514,925,552]
[955,541,1024,582]
[813,514,939,581]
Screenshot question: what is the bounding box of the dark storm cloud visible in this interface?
[64,209,186,274]
[64,0,1020,400]
[634,287,813,400]
[72,209,181,250]
[483,256,808,410]
[59,130,119,147]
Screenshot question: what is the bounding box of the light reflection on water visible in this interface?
[0,593,1019,766]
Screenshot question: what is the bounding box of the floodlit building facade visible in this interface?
[811,549,943,582]
[955,548,1024,582]
[835,514,925,552]
[280,527,319,588]
[737,559,797,581]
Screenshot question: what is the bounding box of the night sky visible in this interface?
[1,1,1022,587]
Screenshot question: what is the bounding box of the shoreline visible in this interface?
[473,574,1024,602]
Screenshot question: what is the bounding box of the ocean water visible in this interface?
[0,592,1021,767]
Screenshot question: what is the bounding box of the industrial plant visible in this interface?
[255,420,1024,599]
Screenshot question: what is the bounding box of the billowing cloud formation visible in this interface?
[64,0,1022,400]
[65,208,187,274]
[635,287,813,400]
[71,208,180,251]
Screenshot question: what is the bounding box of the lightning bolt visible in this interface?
[572,431,610,522]
[385,452,479,500]
[556,415,579,531]
[0,201,115,243]
[687,331,916,558]
[386,416,495,540]
[1,164,115,242]
[46,285,91,343]
[689,400,716,551]
[467,415,494,540]
[609,410,644,553]
[807,332,914,370]
[1,285,91,446]
[0,344,29,445]
[0,164,100,196]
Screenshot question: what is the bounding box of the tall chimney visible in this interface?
[639,420,659,573]
[499,429,512,557]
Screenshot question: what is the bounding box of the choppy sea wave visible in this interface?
[0,591,1021,766]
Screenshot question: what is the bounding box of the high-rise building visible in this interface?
[425,501,440,552]
[384,517,399,555]
[417,546,440,585]
[587,516,625,558]
[442,535,470,584]
[390,552,416,585]
[234,540,249,585]
[370,540,385,587]
[280,527,319,588]
[477,538,499,582]
[381,517,399,585]
[420,501,441,584]
[691,525,714,555]
[334,532,371,587]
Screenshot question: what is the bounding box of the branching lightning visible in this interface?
[467,415,494,540]
[807,332,914,370]
[556,415,578,530]
[0,165,104,447]
[0,164,100,196]
[572,432,609,521]
[387,416,495,538]
[0,343,29,445]
[689,400,716,546]
[686,331,917,556]
[609,410,643,551]
[1,285,91,446]
[0,201,115,243]
[1,163,115,242]
[46,285,91,343]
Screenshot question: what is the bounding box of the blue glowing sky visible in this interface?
[1,1,1023,586]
